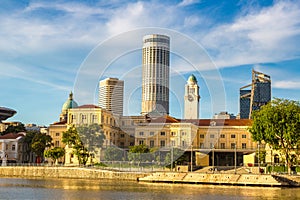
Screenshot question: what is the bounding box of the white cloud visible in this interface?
[273,81,300,89]
[178,0,201,7]
[201,1,300,67]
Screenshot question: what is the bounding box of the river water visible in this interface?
[0,177,300,200]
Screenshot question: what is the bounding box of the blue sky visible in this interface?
[1,0,300,125]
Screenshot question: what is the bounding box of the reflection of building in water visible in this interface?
[240,70,271,119]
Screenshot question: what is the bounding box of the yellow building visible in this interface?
[134,116,257,167]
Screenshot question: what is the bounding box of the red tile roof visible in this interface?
[0,132,25,139]
[76,104,101,109]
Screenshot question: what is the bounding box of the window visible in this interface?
[171,140,175,146]
[220,143,225,149]
[182,132,186,136]
[139,140,144,145]
[81,115,86,122]
[160,140,165,147]
[160,132,166,136]
[242,143,247,149]
[130,134,134,138]
[120,134,125,138]
[220,134,225,138]
[231,143,236,149]
[56,132,60,137]
[171,132,176,136]
[200,143,204,148]
[200,134,204,138]
[210,143,214,148]
[150,132,154,136]
[12,144,16,151]
[122,121,125,126]
[139,132,144,136]
[242,134,246,138]
[150,140,155,148]
[55,141,60,147]
[130,142,134,146]
[92,115,97,123]
[182,141,185,147]
[210,134,214,138]
[231,134,236,139]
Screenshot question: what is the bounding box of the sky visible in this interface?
[0,0,300,125]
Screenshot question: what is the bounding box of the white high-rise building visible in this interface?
[184,74,200,119]
[141,34,170,115]
[99,78,124,116]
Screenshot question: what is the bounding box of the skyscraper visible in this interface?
[99,78,124,116]
[141,34,170,115]
[240,70,271,119]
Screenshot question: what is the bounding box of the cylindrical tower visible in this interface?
[141,34,170,115]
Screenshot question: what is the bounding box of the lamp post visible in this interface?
[234,142,237,174]
[191,145,193,172]
[258,142,260,173]
[171,147,173,171]
[212,145,215,171]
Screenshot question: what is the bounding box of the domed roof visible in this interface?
[187,74,197,84]
[62,92,78,112]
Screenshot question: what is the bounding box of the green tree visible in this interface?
[23,131,38,162]
[31,133,53,162]
[76,124,105,156]
[104,146,126,161]
[62,125,79,145]
[1,123,26,135]
[128,144,151,166]
[62,124,105,165]
[249,98,300,174]
[44,147,65,165]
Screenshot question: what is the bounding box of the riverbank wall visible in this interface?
[138,172,300,187]
[0,166,149,181]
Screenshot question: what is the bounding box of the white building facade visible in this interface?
[184,74,200,119]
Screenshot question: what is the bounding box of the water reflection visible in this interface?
[0,177,299,200]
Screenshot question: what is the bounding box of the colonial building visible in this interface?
[0,132,30,164]
[134,116,256,166]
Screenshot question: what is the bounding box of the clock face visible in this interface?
[188,95,194,102]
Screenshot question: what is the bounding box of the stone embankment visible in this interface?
[138,172,300,187]
[0,166,149,181]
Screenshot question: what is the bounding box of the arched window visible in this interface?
[274,154,280,164]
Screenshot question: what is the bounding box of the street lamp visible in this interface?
[171,147,174,171]
[212,145,215,171]
[190,145,193,172]
[234,142,237,174]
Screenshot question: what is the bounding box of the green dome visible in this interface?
[188,74,197,84]
[62,92,78,112]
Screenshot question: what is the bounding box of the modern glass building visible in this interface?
[141,34,170,115]
[239,70,271,119]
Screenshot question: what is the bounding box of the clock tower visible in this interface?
[184,74,200,119]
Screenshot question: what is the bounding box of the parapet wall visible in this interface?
[138,172,298,186]
[0,166,149,181]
